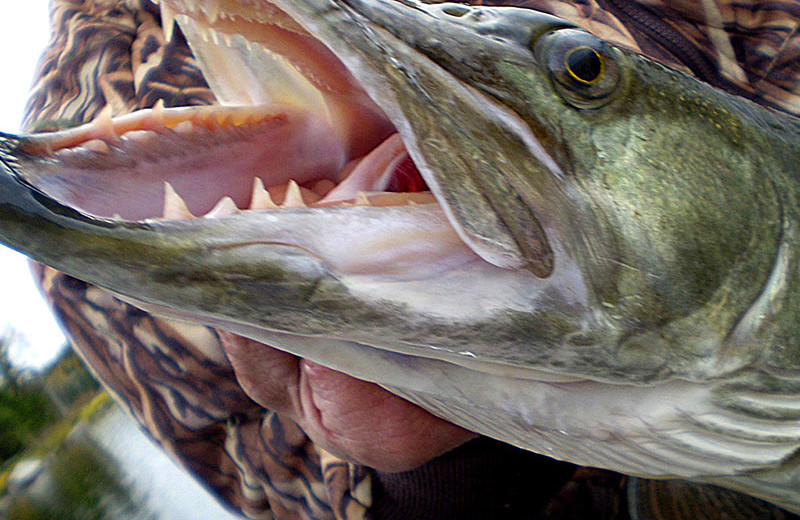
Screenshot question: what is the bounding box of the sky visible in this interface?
[0,2,69,369]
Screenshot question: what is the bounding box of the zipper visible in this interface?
[599,0,723,85]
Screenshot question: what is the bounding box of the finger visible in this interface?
[218,330,301,418]
[298,359,477,472]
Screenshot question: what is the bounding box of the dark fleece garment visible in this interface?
[367,437,627,520]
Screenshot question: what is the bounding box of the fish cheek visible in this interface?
[591,122,779,335]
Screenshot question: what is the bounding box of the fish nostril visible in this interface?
[441,5,469,17]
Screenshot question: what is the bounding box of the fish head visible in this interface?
[182,0,781,379]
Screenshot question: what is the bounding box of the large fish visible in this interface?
[1,0,798,512]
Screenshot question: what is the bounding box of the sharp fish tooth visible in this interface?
[160,2,177,42]
[83,139,110,153]
[205,197,239,218]
[122,130,152,143]
[173,120,194,134]
[152,99,166,126]
[355,192,372,206]
[282,180,307,208]
[93,105,117,140]
[250,177,279,209]
[163,182,195,219]
[205,0,221,23]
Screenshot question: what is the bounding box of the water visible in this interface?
[87,407,246,520]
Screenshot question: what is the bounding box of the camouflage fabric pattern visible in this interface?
[23,1,800,519]
[477,0,800,115]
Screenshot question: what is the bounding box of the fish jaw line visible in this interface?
[8,0,590,371]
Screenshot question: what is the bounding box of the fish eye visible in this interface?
[565,46,604,84]
[535,28,620,108]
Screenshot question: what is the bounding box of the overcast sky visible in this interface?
[0,2,69,369]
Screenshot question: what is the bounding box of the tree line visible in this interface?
[0,331,99,463]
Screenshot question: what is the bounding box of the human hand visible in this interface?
[219,331,477,472]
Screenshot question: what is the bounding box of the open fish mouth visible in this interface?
[1,0,592,380]
[12,0,555,280]
[18,102,470,278]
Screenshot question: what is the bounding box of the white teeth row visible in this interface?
[56,123,194,157]
[161,179,323,220]
[155,0,262,43]
[155,0,223,42]
[181,18,262,54]
[160,178,393,221]
[187,18,263,55]
[37,102,273,158]
[199,25,234,47]
[155,0,302,43]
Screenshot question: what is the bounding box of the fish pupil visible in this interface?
[566,46,603,84]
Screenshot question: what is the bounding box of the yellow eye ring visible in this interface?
[564,45,605,85]
[535,28,621,108]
